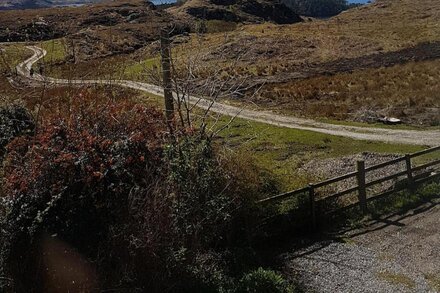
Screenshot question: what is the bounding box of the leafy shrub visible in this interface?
[0,94,272,292]
[180,251,236,293]
[0,104,34,157]
[237,268,295,293]
[166,137,256,249]
[1,96,168,291]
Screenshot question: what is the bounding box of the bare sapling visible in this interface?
[151,26,263,138]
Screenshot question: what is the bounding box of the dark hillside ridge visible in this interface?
[281,0,361,17]
[169,0,303,24]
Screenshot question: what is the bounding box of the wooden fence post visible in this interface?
[405,154,415,192]
[160,27,174,124]
[357,160,368,214]
[309,184,317,231]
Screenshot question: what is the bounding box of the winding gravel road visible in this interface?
[14,46,440,146]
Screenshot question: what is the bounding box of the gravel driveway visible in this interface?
[282,197,440,293]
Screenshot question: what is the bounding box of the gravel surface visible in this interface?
[299,152,405,195]
[282,198,440,293]
[300,152,403,179]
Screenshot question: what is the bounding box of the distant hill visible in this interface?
[0,0,102,10]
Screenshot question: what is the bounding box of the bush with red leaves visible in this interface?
[0,96,172,291]
[0,94,275,292]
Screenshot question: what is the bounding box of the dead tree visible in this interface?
[149,35,262,138]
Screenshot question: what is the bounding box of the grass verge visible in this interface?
[425,274,440,292]
[213,115,425,191]
[377,271,416,289]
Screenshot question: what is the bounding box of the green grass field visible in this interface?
[142,93,429,191]
[214,116,426,190]
[0,44,32,71]
[123,56,160,80]
[40,38,67,64]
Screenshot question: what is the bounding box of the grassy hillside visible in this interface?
[168,0,440,125]
[34,0,440,125]
[2,0,440,126]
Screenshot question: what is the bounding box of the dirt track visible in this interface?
[14,46,440,147]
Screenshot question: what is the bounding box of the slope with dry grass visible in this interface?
[167,0,440,124]
[3,0,440,125]
[257,59,440,125]
[174,0,440,80]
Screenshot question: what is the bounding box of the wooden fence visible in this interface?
[257,146,440,229]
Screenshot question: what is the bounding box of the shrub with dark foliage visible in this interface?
[0,105,35,157]
[0,95,271,292]
[238,268,295,293]
[1,97,168,291]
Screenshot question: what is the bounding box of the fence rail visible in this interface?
[257,146,440,229]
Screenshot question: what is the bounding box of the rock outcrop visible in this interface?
[168,0,302,24]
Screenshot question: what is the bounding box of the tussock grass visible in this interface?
[259,59,440,124]
[170,0,440,71]
[165,0,440,124]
